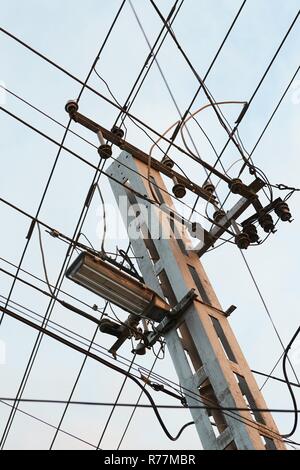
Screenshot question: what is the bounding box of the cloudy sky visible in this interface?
[0,0,300,450]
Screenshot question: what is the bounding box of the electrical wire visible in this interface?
[8,231,292,444]
[0,2,127,331]
[1,299,297,448]
[128,0,225,203]
[4,235,300,440]
[207,61,300,221]
[1,0,298,448]
[0,398,300,414]
[3,291,300,427]
[239,250,300,391]
[0,304,194,442]
[0,400,98,449]
[0,292,294,446]
[238,62,300,178]
[0,283,288,445]
[93,69,128,138]
[159,0,247,158]
[252,368,300,390]
[96,184,107,253]
[180,101,247,176]
[49,300,109,449]
[1,306,294,448]
[149,0,249,162]
[204,7,300,184]
[0,79,243,237]
[0,84,99,149]
[113,0,184,129]
[0,1,129,442]
[9,220,300,444]
[0,147,238,244]
[117,352,160,450]
[282,326,300,438]
[37,223,54,296]
[2,288,299,409]
[0,27,235,183]
[96,353,137,449]
[1,82,193,197]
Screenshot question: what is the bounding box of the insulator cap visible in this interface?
[229,178,243,194]
[172,183,186,199]
[274,201,292,222]
[98,144,112,160]
[65,100,79,116]
[259,213,274,233]
[213,209,226,223]
[242,223,259,243]
[161,156,174,169]
[235,233,251,250]
[111,126,124,139]
[203,182,215,194]
[131,342,146,356]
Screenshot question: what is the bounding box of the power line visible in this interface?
[0,296,146,377]
[0,294,296,444]
[1,218,298,442]
[259,353,285,391]
[96,352,137,449]
[3,287,296,401]
[205,7,300,182]
[239,250,300,389]
[2,222,300,442]
[0,398,300,414]
[0,84,98,148]
[0,297,292,445]
[149,0,248,161]
[252,369,300,390]
[49,246,134,450]
[0,400,98,449]
[238,62,300,177]
[117,351,166,450]
[1,0,298,450]
[0,134,238,241]
[1,286,299,405]
[0,304,194,442]
[206,60,300,222]
[0,26,238,180]
[0,1,127,329]
[112,0,184,128]
[185,14,300,408]
[282,325,300,438]
[48,305,108,450]
[128,1,233,209]
[0,1,128,445]
[157,0,248,157]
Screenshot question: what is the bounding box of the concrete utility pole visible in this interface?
[107,150,286,450]
[64,102,289,450]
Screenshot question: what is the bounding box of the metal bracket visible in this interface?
[146,289,197,347]
[242,197,282,226]
[195,178,265,257]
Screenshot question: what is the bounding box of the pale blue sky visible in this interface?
[0,0,300,450]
